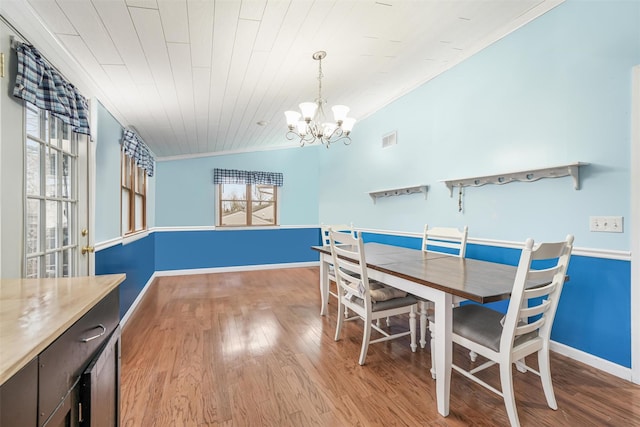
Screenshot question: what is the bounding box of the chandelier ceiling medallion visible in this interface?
[284,51,355,148]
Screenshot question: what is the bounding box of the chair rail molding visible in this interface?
[368,185,428,204]
[440,162,588,197]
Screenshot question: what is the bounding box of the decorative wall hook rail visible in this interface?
[368,185,428,204]
[440,162,588,197]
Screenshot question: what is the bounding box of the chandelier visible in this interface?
[284,51,355,147]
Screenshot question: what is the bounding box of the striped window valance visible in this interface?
[12,42,91,135]
[122,129,155,177]
[213,168,283,186]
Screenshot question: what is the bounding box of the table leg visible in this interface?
[319,254,329,316]
[433,292,452,416]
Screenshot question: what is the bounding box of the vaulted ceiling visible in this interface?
[2,0,563,158]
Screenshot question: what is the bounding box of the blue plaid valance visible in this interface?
[122,129,155,177]
[213,168,283,186]
[13,42,91,135]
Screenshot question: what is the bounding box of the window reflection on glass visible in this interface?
[122,189,131,234]
[61,124,71,152]
[26,139,41,196]
[25,257,39,278]
[62,154,71,198]
[26,105,40,138]
[134,194,143,231]
[46,147,58,198]
[252,202,275,224]
[46,200,59,251]
[26,199,41,254]
[62,201,71,247]
[45,252,57,278]
[62,248,72,277]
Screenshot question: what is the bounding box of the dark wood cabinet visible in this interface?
[80,327,121,427]
[0,357,38,427]
[0,288,120,427]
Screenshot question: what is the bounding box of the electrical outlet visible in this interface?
[589,216,624,233]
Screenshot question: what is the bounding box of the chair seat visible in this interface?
[453,304,538,352]
[350,294,418,312]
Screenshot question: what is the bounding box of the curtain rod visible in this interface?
[2,14,76,87]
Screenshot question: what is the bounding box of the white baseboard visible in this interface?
[550,340,632,381]
[154,261,318,277]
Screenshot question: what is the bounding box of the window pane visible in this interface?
[26,105,41,138]
[61,125,71,153]
[25,257,40,278]
[45,252,58,278]
[46,147,58,197]
[254,185,274,202]
[122,189,131,233]
[221,201,247,225]
[62,201,72,247]
[221,183,246,200]
[26,139,41,196]
[136,167,145,194]
[49,116,60,147]
[46,200,59,250]
[123,155,132,188]
[252,201,275,224]
[135,194,143,231]
[61,154,72,199]
[26,199,41,254]
[62,248,73,277]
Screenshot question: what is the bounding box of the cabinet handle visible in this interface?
[81,324,106,342]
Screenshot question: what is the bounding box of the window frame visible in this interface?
[216,183,279,227]
[24,102,79,278]
[121,149,147,236]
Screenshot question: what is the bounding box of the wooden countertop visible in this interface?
[0,274,126,385]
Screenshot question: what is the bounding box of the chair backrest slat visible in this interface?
[321,223,355,246]
[499,235,574,351]
[328,228,371,304]
[422,225,468,258]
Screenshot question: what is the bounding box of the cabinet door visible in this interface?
[41,381,79,427]
[0,357,37,427]
[80,326,121,427]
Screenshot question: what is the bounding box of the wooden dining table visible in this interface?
[311,242,529,418]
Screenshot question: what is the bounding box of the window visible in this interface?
[213,168,283,227]
[24,103,79,278]
[218,183,278,226]
[121,149,147,235]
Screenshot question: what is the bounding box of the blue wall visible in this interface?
[361,231,631,367]
[95,234,156,319]
[154,228,319,271]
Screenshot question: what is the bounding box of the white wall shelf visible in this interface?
[368,185,428,204]
[440,162,589,197]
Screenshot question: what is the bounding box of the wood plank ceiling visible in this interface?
[5,0,563,158]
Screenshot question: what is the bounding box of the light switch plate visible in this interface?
[589,216,623,233]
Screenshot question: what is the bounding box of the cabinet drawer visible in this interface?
[38,289,119,426]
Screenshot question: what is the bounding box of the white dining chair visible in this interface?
[450,235,573,427]
[320,223,357,317]
[328,229,418,365]
[418,225,468,378]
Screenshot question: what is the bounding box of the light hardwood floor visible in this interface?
[120,267,640,426]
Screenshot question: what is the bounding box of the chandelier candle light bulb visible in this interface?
[284,51,355,147]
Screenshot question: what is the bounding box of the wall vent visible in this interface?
[382,131,397,148]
